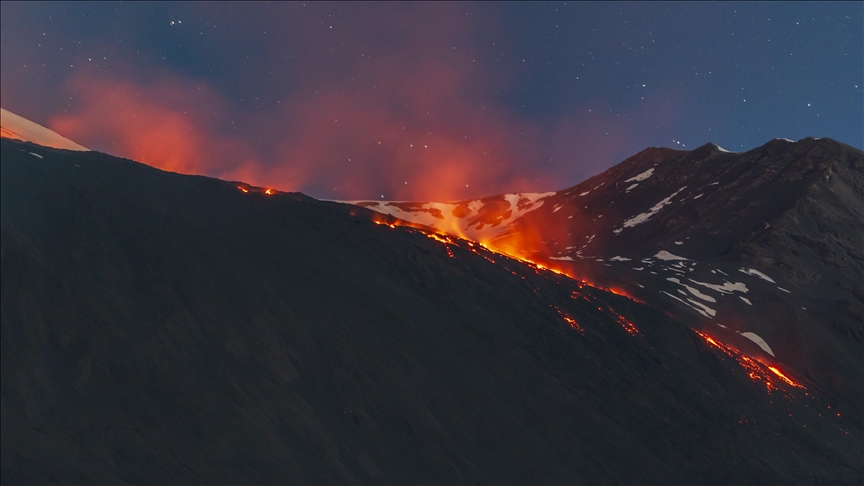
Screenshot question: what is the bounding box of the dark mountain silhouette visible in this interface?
[1,137,861,484]
[354,137,864,416]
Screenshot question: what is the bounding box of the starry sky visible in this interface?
[1,2,861,201]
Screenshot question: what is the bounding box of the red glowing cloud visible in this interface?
[49,74,260,181]
[26,3,649,201]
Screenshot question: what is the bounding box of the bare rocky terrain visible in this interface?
[1,137,861,484]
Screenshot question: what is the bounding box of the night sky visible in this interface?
[2,2,861,201]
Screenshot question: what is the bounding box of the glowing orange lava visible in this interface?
[767,366,804,388]
[693,330,804,392]
[369,214,648,339]
[238,186,249,193]
[553,307,584,333]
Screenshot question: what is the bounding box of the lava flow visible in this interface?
[693,330,804,392]
[553,306,584,333]
[236,185,274,195]
[388,207,802,385]
[426,233,456,258]
[370,215,647,339]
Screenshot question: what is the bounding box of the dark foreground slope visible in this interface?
[1,139,861,484]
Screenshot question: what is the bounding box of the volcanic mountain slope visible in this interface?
[1,138,861,484]
[353,138,864,414]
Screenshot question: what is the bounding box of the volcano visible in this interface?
[352,138,864,413]
[1,119,862,483]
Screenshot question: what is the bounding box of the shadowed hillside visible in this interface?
[1,138,861,484]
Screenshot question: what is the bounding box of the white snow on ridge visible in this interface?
[716,145,731,153]
[624,168,654,183]
[739,268,776,283]
[346,192,556,243]
[654,250,688,261]
[689,279,749,294]
[662,291,714,318]
[666,278,716,303]
[616,186,686,232]
[1,108,89,151]
[740,332,775,356]
[686,298,716,317]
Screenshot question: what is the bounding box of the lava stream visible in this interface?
[693,330,804,392]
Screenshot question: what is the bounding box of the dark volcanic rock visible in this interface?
[490,138,864,413]
[1,138,862,484]
[353,138,864,421]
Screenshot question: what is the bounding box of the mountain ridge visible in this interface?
[2,137,861,483]
[351,136,864,411]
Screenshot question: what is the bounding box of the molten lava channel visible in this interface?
[368,215,807,396]
[369,216,645,339]
[693,330,804,391]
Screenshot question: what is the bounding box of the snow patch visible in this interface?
[348,192,555,243]
[625,183,639,192]
[579,191,590,196]
[662,291,713,318]
[610,256,631,262]
[778,287,791,294]
[739,296,752,305]
[667,278,717,303]
[29,152,43,159]
[686,298,716,317]
[693,193,704,199]
[739,268,776,283]
[624,168,654,183]
[674,241,683,245]
[740,332,775,356]
[654,250,688,261]
[549,256,575,261]
[689,279,749,294]
[617,187,686,231]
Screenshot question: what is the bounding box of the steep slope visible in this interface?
[353,138,864,412]
[1,138,860,484]
[0,108,89,151]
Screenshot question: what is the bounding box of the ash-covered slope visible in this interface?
[1,138,861,484]
[354,138,864,413]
